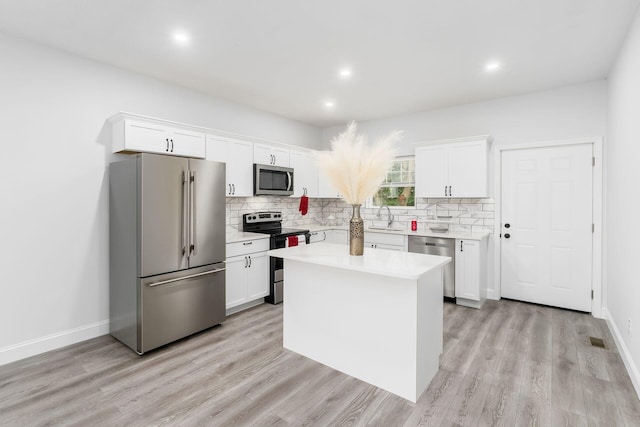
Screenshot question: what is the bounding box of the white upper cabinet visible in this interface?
[316,152,343,198]
[254,143,290,167]
[289,150,318,197]
[111,116,206,158]
[415,136,490,198]
[206,135,253,197]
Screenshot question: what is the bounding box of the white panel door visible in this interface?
[290,150,318,197]
[246,252,269,300]
[455,239,480,300]
[415,145,448,197]
[225,255,247,309]
[448,141,488,198]
[501,144,593,311]
[227,139,253,197]
[124,120,168,154]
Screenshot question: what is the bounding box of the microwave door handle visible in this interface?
[286,172,292,191]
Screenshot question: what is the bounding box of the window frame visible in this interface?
[368,156,416,209]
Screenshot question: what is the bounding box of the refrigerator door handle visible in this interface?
[148,267,226,287]
[181,171,188,256]
[189,170,196,256]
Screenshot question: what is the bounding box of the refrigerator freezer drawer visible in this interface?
[138,264,226,353]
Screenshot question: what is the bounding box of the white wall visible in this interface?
[0,33,322,365]
[322,81,607,150]
[606,7,640,398]
[323,81,607,301]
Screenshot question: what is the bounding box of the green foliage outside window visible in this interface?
[372,157,415,207]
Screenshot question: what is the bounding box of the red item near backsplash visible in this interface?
[299,195,309,215]
[287,236,299,247]
[411,220,417,231]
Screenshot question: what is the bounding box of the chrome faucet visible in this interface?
[377,205,394,228]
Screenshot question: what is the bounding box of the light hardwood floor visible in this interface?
[1,300,639,426]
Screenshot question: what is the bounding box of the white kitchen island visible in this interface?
[268,242,451,402]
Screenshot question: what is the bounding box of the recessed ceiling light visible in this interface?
[485,61,501,72]
[324,101,335,108]
[173,32,190,44]
[339,69,352,78]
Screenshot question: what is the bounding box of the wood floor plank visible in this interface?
[551,408,588,427]
[443,369,492,426]
[575,322,611,381]
[1,299,638,426]
[295,377,377,427]
[515,392,550,426]
[603,351,640,426]
[581,374,626,427]
[403,369,463,426]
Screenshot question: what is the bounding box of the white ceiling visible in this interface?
[0,0,638,127]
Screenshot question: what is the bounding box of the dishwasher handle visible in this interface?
[424,242,449,248]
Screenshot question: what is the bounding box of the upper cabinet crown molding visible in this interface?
[108,112,316,157]
[414,134,493,148]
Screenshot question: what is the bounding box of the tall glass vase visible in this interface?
[349,204,364,256]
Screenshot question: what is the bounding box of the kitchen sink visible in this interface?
[368,226,406,232]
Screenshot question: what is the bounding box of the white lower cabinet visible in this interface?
[454,237,488,309]
[225,239,269,313]
[364,232,407,251]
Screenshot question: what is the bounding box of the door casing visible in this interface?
[492,137,603,318]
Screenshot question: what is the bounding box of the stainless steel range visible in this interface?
[242,212,309,304]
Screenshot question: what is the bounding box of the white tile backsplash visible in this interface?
[226,196,495,234]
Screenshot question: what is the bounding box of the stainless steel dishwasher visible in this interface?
[408,236,455,298]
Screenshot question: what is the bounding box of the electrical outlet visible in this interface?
[628,318,632,336]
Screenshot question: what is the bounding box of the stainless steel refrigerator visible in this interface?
[109,153,226,354]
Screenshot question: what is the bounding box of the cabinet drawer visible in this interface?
[364,232,406,247]
[226,238,270,258]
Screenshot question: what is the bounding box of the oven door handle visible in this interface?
[286,172,292,191]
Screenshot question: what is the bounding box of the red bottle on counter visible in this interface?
[411,220,417,231]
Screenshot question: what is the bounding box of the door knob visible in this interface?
[504,233,511,239]
[505,223,511,228]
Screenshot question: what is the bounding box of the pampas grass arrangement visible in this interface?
[316,122,401,205]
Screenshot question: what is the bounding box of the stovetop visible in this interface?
[242,212,309,237]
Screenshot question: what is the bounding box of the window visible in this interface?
[372,157,415,207]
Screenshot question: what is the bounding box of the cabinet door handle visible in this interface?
[460,240,463,252]
[448,186,452,197]
[166,138,170,152]
[170,139,174,152]
[248,255,252,268]
[243,241,253,245]
[232,183,236,195]
[228,184,232,195]
[444,186,448,196]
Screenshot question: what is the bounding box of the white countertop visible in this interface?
[307,225,489,241]
[268,242,451,280]
[226,231,270,244]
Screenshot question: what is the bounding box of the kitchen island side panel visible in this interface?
[109,157,139,351]
[282,259,443,402]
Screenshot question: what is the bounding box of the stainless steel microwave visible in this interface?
[254,164,294,196]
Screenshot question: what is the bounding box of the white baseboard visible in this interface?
[603,308,640,399]
[0,320,109,367]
